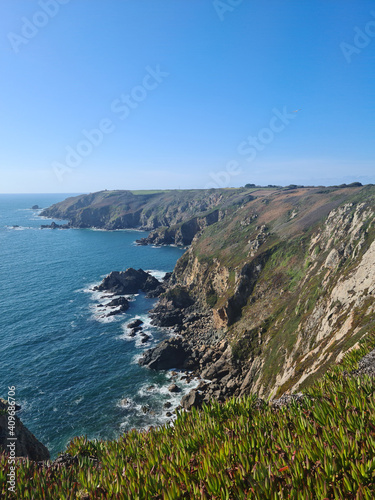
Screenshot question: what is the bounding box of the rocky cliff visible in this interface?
[42,185,375,406]
[0,399,50,462]
[40,189,255,245]
[139,185,375,405]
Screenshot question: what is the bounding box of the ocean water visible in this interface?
[0,194,193,458]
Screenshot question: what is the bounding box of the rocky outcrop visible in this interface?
[136,210,223,246]
[94,268,161,295]
[139,337,192,370]
[0,399,50,461]
[41,221,70,229]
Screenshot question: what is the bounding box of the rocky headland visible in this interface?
[40,185,375,413]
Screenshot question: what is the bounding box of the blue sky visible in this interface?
[0,0,374,193]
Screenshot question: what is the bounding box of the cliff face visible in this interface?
[40,189,254,244]
[155,186,375,400]
[0,399,50,461]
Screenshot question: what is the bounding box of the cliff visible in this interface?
[42,185,375,404]
[40,188,255,244]
[0,399,50,462]
[140,185,375,403]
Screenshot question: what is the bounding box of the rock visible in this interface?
[147,386,155,391]
[324,248,340,269]
[163,401,172,409]
[131,326,143,334]
[151,309,183,327]
[141,405,150,414]
[270,393,306,409]
[139,337,191,370]
[180,389,204,410]
[107,296,129,309]
[127,319,144,329]
[94,268,161,295]
[141,334,151,343]
[31,205,39,210]
[168,384,181,393]
[350,348,375,377]
[128,329,137,337]
[41,221,70,229]
[0,412,49,461]
[0,398,21,412]
[200,357,230,381]
[166,412,172,417]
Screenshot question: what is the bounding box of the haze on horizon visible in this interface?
[0,0,374,194]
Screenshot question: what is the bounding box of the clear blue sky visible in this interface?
[0,0,374,193]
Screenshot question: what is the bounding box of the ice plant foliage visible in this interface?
[2,335,375,498]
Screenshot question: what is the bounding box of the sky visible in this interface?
[0,0,374,193]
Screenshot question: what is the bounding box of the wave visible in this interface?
[146,269,168,281]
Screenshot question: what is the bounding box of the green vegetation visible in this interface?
[130,190,170,195]
[2,336,375,499]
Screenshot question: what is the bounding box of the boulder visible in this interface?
[107,296,129,309]
[138,337,191,370]
[31,205,39,210]
[180,389,204,410]
[127,319,143,329]
[129,327,142,336]
[168,384,181,393]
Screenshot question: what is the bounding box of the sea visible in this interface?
[0,194,195,458]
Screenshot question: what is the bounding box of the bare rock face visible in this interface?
[324,248,340,269]
[0,400,49,461]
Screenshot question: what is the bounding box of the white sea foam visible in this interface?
[116,397,143,412]
[131,353,143,365]
[146,269,167,281]
[5,225,34,231]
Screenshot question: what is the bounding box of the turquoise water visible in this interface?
[0,194,189,458]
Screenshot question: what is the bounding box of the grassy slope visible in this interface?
[2,335,375,499]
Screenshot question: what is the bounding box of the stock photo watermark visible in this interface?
[6,386,17,494]
[52,65,169,182]
[7,0,71,54]
[205,107,299,189]
[340,11,375,63]
[213,0,244,22]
